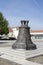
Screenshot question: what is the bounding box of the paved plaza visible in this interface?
[0,40,43,65]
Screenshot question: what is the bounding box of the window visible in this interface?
[35,35,42,39]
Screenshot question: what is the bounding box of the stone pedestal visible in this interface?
[12,20,36,50]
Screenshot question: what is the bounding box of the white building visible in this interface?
[31,30,43,39]
[8,27,43,40]
[12,27,19,39]
[8,28,15,38]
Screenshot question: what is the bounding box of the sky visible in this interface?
[0,0,43,30]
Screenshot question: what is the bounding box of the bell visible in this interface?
[12,20,36,50]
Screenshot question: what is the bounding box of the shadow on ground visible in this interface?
[26,54,43,64]
[0,58,21,65]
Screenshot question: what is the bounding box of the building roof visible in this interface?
[9,27,43,33]
[8,28,13,32]
[31,30,43,33]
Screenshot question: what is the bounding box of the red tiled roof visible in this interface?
[8,28,13,32]
[31,30,43,32]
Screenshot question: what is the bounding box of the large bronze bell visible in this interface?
[12,20,36,50]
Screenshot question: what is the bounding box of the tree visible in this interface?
[0,12,9,35]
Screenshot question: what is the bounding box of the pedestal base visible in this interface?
[12,42,36,50]
[26,43,36,50]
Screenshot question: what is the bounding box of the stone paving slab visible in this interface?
[0,47,42,65]
[0,41,43,65]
